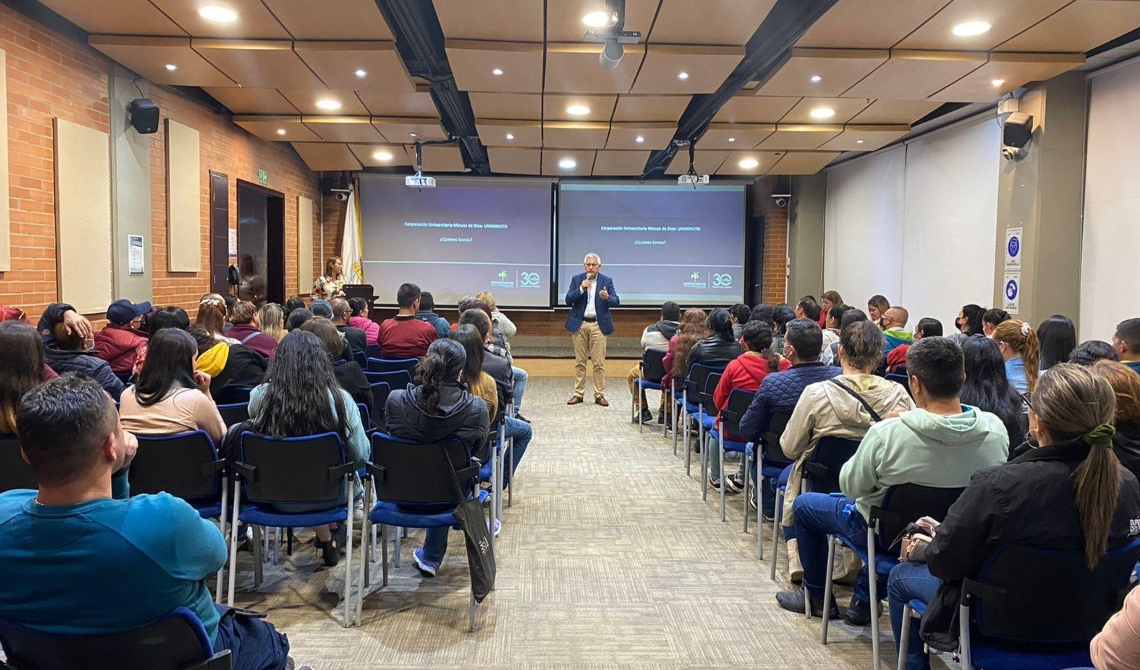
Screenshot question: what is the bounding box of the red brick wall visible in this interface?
[755,177,788,305]
[0,4,109,314]
[0,3,320,321]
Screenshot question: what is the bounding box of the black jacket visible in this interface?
[43,344,124,401]
[685,336,743,378]
[384,384,490,457]
[920,441,1140,650]
[337,325,367,357]
[210,344,267,400]
[334,359,373,420]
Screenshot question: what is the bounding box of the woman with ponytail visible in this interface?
[885,363,1140,669]
[383,338,490,578]
[992,319,1040,395]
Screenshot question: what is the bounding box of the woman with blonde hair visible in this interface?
[257,303,286,343]
[311,256,345,301]
[1092,359,1140,481]
[867,294,890,327]
[992,319,1040,394]
[888,363,1140,669]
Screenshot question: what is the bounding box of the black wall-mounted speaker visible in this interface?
[1003,112,1033,149]
[127,98,160,134]
[319,177,335,196]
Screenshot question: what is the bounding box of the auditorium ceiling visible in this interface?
[32,0,1140,177]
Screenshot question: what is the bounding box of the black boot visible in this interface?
[844,596,883,625]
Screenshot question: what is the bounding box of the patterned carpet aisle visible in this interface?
[237,376,950,669]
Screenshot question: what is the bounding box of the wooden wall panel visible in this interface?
[0,49,9,271]
[165,119,201,272]
[54,118,111,313]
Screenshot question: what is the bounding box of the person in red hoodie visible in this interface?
[93,299,151,379]
[709,320,791,490]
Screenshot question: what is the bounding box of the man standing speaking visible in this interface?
[565,253,619,406]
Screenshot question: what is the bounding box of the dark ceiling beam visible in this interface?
[641,0,838,179]
[374,0,489,175]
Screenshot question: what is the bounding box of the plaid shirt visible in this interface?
[486,343,512,367]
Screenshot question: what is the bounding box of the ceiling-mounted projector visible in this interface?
[406,174,436,188]
[678,174,709,186]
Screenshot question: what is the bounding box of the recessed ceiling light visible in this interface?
[409,132,417,137]
[809,75,822,83]
[354,69,367,78]
[739,158,759,169]
[559,158,577,169]
[315,98,341,111]
[492,68,504,76]
[677,71,689,80]
[373,150,393,161]
[165,63,178,72]
[506,133,515,140]
[952,20,991,37]
[727,137,736,142]
[635,135,644,143]
[582,10,610,28]
[276,128,286,135]
[566,104,590,116]
[198,4,237,23]
[991,79,1005,88]
[809,107,835,119]
[855,139,865,145]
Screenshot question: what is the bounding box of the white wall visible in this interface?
[1082,60,1140,342]
[823,114,1000,328]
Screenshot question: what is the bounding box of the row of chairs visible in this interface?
[630,348,1138,670]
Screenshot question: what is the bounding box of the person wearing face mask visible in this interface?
[565,253,619,407]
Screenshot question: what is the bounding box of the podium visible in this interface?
[343,284,377,315]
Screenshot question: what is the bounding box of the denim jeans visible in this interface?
[422,526,450,564]
[511,366,528,413]
[888,562,941,670]
[792,492,881,602]
[213,604,290,670]
[503,415,532,484]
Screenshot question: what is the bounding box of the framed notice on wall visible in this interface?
[128,235,144,275]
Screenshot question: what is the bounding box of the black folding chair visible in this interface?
[764,411,795,573]
[718,389,758,532]
[632,348,668,433]
[365,370,412,391]
[0,434,37,493]
[367,357,418,379]
[369,382,391,429]
[801,436,862,495]
[681,364,724,477]
[227,431,356,626]
[212,386,253,405]
[820,484,964,666]
[698,372,723,499]
[355,433,488,631]
[216,402,250,427]
[0,606,232,670]
[922,538,1140,670]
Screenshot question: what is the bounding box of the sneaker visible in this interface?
[413,548,439,577]
[844,596,883,626]
[353,496,365,521]
[708,476,739,493]
[775,587,839,619]
[488,518,501,537]
[725,474,746,493]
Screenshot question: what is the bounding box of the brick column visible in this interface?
[755,177,788,305]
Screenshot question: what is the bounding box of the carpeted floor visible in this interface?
[232,376,955,669]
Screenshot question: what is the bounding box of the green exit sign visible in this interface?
[257,169,268,186]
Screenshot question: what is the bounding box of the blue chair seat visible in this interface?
[838,534,900,576]
[971,642,1092,670]
[769,463,794,491]
[369,490,490,528]
[708,428,748,454]
[239,503,348,528]
[193,502,222,520]
[684,402,700,415]
[698,414,717,430]
[637,379,663,391]
[908,599,927,616]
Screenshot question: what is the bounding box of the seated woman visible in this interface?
[189,325,267,403]
[196,294,237,344]
[948,303,986,346]
[384,339,490,577]
[347,297,379,347]
[992,319,1040,395]
[248,330,369,567]
[959,337,1025,453]
[887,363,1140,670]
[685,308,743,379]
[43,322,124,401]
[256,303,286,343]
[1093,360,1140,482]
[981,308,1010,337]
[119,329,226,445]
[0,321,52,435]
[299,317,372,420]
[661,308,708,407]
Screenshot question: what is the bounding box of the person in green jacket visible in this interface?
[775,337,1009,625]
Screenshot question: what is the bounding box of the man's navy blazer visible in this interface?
[564,272,619,335]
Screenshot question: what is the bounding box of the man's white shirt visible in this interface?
[584,276,597,318]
